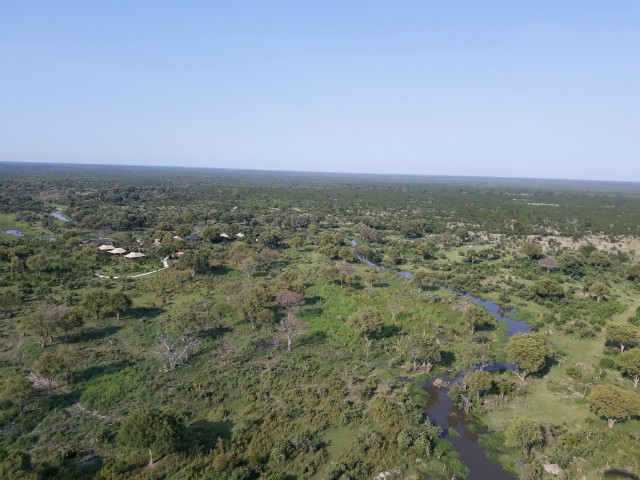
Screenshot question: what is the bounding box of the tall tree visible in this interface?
[32,351,64,391]
[397,333,441,371]
[604,323,640,352]
[504,417,544,457]
[505,333,553,382]
[56,308,84,340]
[179,249,210,276]
[276,290,305,320]
[461,304,496,336]
[348,307,383,363]
[82,290,110,321]
[277,314,308,352]
[23,304,66,347]
[117,407,184,466]
[589,282,610,302]
[538,256,558,273]
[587,384,640,429]
[520,241,543,260]
[26,254,50,275]
[618,349,640,388]
[109,292,133,321]
[412,269,429,294]
[0,377,35,415]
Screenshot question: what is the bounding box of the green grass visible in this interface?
[0,212,37,235]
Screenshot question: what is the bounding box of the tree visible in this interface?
[456,344,496,370]
[0,447,34,479]
[109,292,133,321]
[275,291,305,351]
[156,331,200,371]
[589,282,610,302]
[416,242,435,259]
[57,308,84,340]
[531,277,564,299]
[617,349,640,388]
[10,255,24,275]
[388,302,403,324]
[348,307,383,363]
[505,333,553,382]
[604,323,640,352]
[504,417,544,456]
[412,269,429,294]
[587,384,640,429]
[461,304,496,336]
[51,345,79,385]
[26,254,50,275]
[538,256,558,273]
[237,282,274,329]
[23,304,67,347]
[276,290,305,317]
[277,314,308,351]
[451,370,493,413]
[117,407,184,466]
[0,376,35,415]
[32,351,64,390]
[238,256,260,279]
[179,249,210,276]
[82,290,110,321]
[397,333,441,371]
[520,241,543,260]
[626,264,640,281]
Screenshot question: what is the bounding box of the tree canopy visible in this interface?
[587,384,640,429]
[505,333,553,381]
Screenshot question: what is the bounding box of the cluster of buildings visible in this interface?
[98,244,146,260]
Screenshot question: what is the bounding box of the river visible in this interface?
[350,239,528,479]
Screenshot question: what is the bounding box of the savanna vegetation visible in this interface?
[1,162,639,479]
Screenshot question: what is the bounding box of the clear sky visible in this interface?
[0,1,638,181]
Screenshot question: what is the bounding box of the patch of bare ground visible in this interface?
[65,401,116,421]
[526,234,640,258]
[27,372,63,391]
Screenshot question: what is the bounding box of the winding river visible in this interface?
[350,240,528,479]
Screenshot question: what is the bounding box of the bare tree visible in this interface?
[156,331,200,371]
[538,256,559,273]
[216,341,237,366]
[388,302,403,324]
[238,257,259,279]
[276,290,305,319]
[277,314,308,351]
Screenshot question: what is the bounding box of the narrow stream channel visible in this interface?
[350,240,527,479]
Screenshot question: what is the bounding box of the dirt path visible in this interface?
[94,256,170,279]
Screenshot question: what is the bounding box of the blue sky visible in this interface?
[0,0,638,181]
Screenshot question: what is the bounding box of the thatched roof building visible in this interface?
[109,248,127,255]
[99,244,115,251]
[124,252,145,259]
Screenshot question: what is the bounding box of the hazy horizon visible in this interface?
[1,1,639,181]
[2,160,639,186]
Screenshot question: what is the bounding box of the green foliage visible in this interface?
[396,333,441,371]
[531,276,564,299]
[520,241,543,260]
[617,349,640,388]
[0,376,35,415]
[1,166,640,478]
[461,304,496,335]
[117,407,185,460]
[347,307,383,341]
[604,323,640,351]
[504,417,544,456]
[505,333,553,381]
[587,384,640,428]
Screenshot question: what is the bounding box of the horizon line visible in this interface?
[1,160,639,185]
